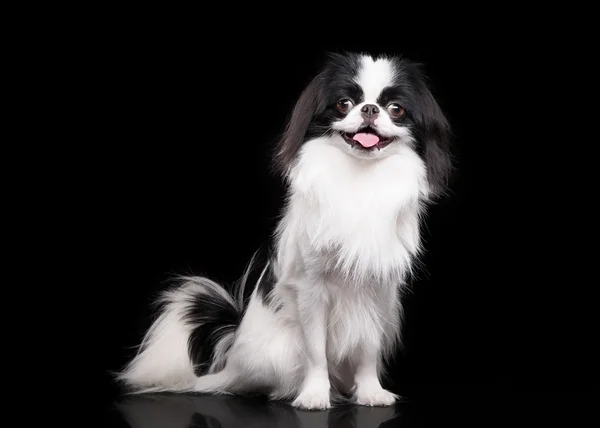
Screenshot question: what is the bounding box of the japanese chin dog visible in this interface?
[117,51,452,410]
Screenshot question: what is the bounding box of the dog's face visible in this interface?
[312,54,416,159]
[274,52,452,196]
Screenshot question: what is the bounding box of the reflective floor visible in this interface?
[104,392,509,428]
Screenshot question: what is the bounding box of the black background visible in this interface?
[67,14,598,422]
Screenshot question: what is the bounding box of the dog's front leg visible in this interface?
[352,347,398,407]
[291,286,331,410]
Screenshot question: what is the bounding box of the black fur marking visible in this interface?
[184,284,242,377]
[273,52,362,176]
[184,249,279,376]
[387,58,453,197]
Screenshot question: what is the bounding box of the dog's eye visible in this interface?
[336,99,354,114]
[387,103,406,118]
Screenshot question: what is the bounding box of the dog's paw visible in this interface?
[354,384,398,407]
[292,387,331,411]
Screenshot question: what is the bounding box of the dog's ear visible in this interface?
[273,74,323,178]
[408,65,453,198]
[421,96,453,198]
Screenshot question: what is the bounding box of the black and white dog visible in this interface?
[117,52,452,410]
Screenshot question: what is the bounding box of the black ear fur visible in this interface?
[272,73,324,178]
[421,98,453,198]
[408,64,454,198]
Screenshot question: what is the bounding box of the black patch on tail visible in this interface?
[185,288,242,377]
[184,249,275,377]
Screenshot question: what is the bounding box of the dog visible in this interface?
[117,51,452,410]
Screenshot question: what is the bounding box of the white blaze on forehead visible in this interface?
[355,55,396,102]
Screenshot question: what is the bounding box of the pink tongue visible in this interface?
[353,133,380,148]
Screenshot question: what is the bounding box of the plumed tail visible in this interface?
[115,252,260,394]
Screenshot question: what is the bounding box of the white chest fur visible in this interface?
[276,138,429,285]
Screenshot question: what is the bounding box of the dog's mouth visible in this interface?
[340,127,394,150]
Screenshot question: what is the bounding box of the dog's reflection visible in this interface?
[117,393,402,428]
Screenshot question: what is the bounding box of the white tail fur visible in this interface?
[116,253,261,394]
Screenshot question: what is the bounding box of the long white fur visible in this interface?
[118,55,431,410]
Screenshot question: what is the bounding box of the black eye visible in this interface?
[387,103,406,118]
[336,99,354,114]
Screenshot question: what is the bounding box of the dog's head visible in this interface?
[274,52,452,197]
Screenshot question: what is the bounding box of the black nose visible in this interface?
[361,104,380,118]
